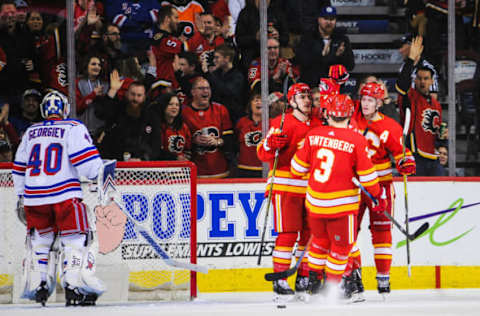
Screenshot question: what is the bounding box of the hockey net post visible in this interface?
[0,161,198,303]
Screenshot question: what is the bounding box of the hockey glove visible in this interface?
[328,64,350,85]
[16,195,26,225]
[264,133,288,151]
[371,187,388,213]
[397,156,416,176]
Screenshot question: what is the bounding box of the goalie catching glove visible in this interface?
[264,129,288,151]
[396,156,416,176]
[371,187,388,213]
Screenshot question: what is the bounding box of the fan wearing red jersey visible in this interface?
[182,77,233,178]
[153,92,192,161]
[291,94,384,301]
[347,82,416,298]
[235,90,263,177]
[150,6,185,90]
[257,83,322,303]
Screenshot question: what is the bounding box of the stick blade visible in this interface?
[409,222,429,240]
[264,268,294,281]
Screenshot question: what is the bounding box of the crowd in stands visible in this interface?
[0,0,479,176]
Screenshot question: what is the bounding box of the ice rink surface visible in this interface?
[1,289,479,316]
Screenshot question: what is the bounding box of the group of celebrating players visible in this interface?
[257,77,416,304]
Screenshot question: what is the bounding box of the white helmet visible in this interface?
[40,91,70,119]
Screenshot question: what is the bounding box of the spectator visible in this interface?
[397,33,439,98]
[182,77,233,178]
[294,5,354,87]
[76,54,109,141]
[228,0,245,36]
[75,0,104,31]
[95,72,169,161]
[151,5,185,90]
[437,144,465,176]
[206,44,246,123]
[14,0,28,28]
[396,36,447,176]
[75,3,105,63]
[9,89,42,137]
[207,0,231,31]
[0,0,36,113]
[149,92,191,161]
[247,37,299,93]
[187,12,225,57]
[0,103,19,150]
[0,138,12,162]
[160,0,205,39]
[25,11,47,88]
[234,89,263,177]
[104,0,157,53]
[174,51,201,106]
[235,0,289,70]
[268,91,285,118]
[404,0,427,36]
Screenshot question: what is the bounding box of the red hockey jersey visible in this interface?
[182,102,233,178]
[397,89,442,160]
[352,107,414,183]
[248,57,299,89]
[235,116,263,172]
[150,31,184,89]
[257,113,322,195]
[291,126,380,218]
[187,32,224,56]
[160,122,192,159]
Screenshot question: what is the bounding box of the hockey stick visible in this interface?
[264,236,312,281]
[257,76,289,266]
[98,160,208,274]
[352,177,429,241]
[402,108,412,277]
[409,201,480,222]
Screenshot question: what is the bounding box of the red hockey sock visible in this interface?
[272,232,297,272]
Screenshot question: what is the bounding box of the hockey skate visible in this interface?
[65,283,98,306]
[351,269,365,302]
[376,275,391,300]
[34,281,49,307]
[307,271,323,296]
[341,273,357,300]
[294,274,309,302]
[272,279,294,307]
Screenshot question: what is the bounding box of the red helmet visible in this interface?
[360,82,385,100]
[326,94,354,118]
[287,83,310,103]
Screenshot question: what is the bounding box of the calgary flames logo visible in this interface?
[421,108,441,135]
[193,126,219,154]
[244,131,262,147]
[168,135,185,153]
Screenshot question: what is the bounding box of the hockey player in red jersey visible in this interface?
[12,91,105,306]
[291,93,384,302]
[346,82,416,299]
[257,83,322,303]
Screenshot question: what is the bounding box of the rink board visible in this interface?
[1,177,480,293]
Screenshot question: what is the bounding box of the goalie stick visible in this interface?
[264,237,312,281]
[352,177,429,241]
[98,160,208,274]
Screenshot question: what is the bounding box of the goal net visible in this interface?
[0,161,198,303]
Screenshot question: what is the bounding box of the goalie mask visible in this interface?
[40,90,70,119]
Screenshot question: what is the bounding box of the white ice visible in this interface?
[0,289,479,316]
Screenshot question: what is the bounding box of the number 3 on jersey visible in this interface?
[313,148,335,183]
[28,143,63,176]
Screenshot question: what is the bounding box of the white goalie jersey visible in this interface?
[12,119,103,206]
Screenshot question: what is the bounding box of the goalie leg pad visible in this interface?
[60,233,106,303]
[21,229,56,301]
